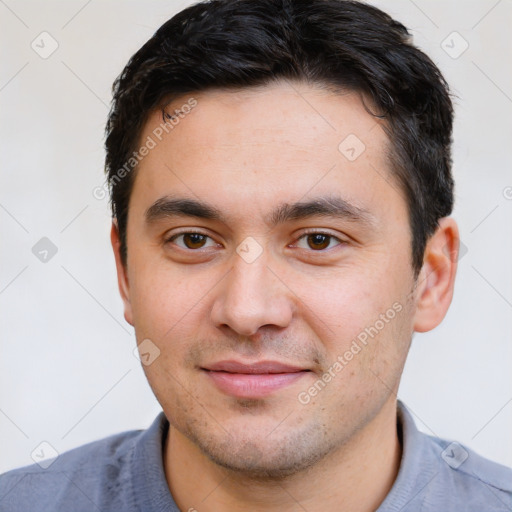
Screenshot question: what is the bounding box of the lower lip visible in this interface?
[203,370,309,399]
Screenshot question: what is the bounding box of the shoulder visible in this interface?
[426,433,512,508]
[0,426,145,512]
[391,402,512,511]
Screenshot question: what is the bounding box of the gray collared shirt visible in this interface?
[1,401,511,511]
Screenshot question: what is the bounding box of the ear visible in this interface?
[413,217,459,333]
[110,220,134,326]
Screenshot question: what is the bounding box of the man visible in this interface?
[1,0,511,510]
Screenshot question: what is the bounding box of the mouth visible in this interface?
[200,360,312,399]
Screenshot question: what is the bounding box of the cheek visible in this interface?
[290,266,387,339]
[289,260,411,372]
[128,261,218,346]
[129,268,210,405]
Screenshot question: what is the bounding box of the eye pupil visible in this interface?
[307,234,330,250]
[184,233,206,249]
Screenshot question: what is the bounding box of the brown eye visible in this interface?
[306,233,331,250]
[169,232,216,250]
[293,232,342,251]
[182,233,207,249]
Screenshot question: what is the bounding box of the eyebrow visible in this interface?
[268,196,375,228]
[145,197,222,224]
[144,195,376,228]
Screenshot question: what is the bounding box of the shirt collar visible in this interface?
[130,401,436,512]
[376,400,439,511]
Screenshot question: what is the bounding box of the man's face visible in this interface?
[119,80,419,476]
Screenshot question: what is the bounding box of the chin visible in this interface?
[188,424,337,481]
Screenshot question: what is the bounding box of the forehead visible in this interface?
[153,81,386,154]
[131,80,404,223]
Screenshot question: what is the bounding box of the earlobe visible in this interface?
[413,217,459,333]
[110,220,134,326]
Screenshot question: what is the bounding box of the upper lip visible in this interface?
[202,360,309,374]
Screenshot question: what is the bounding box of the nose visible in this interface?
[210,251,294,337]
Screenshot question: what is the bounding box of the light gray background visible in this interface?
[1,0,511,473]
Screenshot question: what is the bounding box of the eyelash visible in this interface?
[165,230,219,250]
[293,229,345,251]
[165,230,346,252]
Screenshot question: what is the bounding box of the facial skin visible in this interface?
[111,80,459,511]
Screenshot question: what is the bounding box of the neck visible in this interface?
[164,397,401,512]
